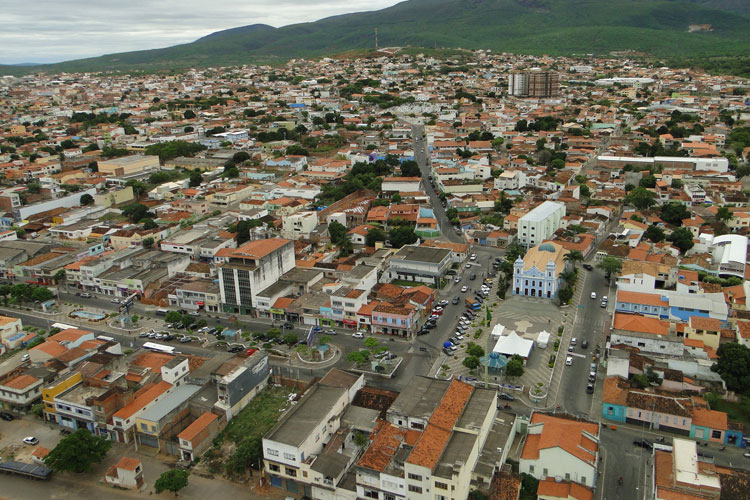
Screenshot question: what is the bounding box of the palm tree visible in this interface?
[564,250,584,270]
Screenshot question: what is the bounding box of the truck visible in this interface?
[465,298,481,310]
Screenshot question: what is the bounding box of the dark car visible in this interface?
[583,263,593,271]
[581,340,589,349]
[452,296,460,305]
[586,384,594,394]
[499,393,515,401]
[227,346,243,353]
[282,323,294,330]
[0,411,14,421]
[470,274,476,280]
[633,439,653,450]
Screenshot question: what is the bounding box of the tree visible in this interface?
[80,193,94,206]
[27,182,41,194]
[644,224,665,243]
[716,206,733,222]
[491,137,504,151]
[597,257,622,277]
[165,311,182,324]
[222,165,240,178]
[388,225,417,248]
[660,202,690,226]
[505,355,525,379]
[121,203,150,223]
[143,237,155,249]
[154,469,189,496]
[141,218,157,230]
[400,160,420,177]
[364,337,379,350]
[235,220,253,245]
[125,179,148,197]
[623,186,656,210]
[667,227,695,254]
[44,429,112,473]
[712,343,750,395]
[466,343,485,358]
[391,193,402,203]
[365,227,386,247]
[283,333,298,345]
[31,287,54,303]
[520,473,539,500]
[353,431,369,449]
[639,174,657,188]
[558,287,573,304]
[183,109,196,119]
[463,356,480,371]
[181,315,195,328]
[328,220,348,245]
[563,250,584,269]
[337,235,354,257]
[265,328,281,341]
[54,269,66,283]
[347,350,370,367]
[188,172,203,187]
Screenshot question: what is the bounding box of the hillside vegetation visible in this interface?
[4,0,750,75]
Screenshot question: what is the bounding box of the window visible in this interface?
[266,448,279,457]
[542,468,548,477]
[581,476,586,485]
[285,467,297,477]
[140,423,148,430]
[268,463,280,472]
[385,495,396,500]
[411,422,424,430]
[283,452,296,461]
[565,473,570,481]
[408,485,423,494]
[364,491,378,499]
[408,473,423,481]
[712,430,722,439]
[435,481,448,490]
[529,465,534,473]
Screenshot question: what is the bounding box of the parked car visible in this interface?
[470,274,476,280]
[571,337,577,345]
[443,347,455,356]
[601,300,607,308]
[179,336,192,343]
[111,298,121,304]
[461,285,468,293]
[454,276,461,283]
[438,300,449,307]
[227,346,243,353]
[0,412,14,421]
[189,311,200,316]
[499,392,515,401]
[583,264,593,271]
[633,439,653,450]
[22,436,39,445]
[352,332,364,339]
[139,331,150,338]
[581,340,589,349]
[586,384,594,394]
[448,337,460,345]
[324,329,337,335]
[312,326,323,333]
[565,356,573,366]
[590,292,597,299]
[452,296,460,305]
[80,292,92,298]
[282,322,294,330]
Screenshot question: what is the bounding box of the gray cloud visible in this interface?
[0,0,402,64]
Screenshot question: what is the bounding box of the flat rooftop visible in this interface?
[388,377,449,420]
[57,383,108,406]
[392,245,451,264]
[266,385,346,447]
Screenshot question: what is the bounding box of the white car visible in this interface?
[465,263,472,268]
[590,292,597,299]
[602,296,608,302]
[565,356,573,366]
[446,344,458,351]
[461,285,468,293]
[454,276,461,283]
[571,337,577,345]
[352,332,364,339]
[23,436,39,445]
[470,254,477,260]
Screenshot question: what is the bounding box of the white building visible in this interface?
[711,234,747,279]
[513,242,568,299]
[218,238,296,314]
[281,211,319,239]
[517,201,566,247]
[520,413,600,488]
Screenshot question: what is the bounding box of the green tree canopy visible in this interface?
[644,225,665,242]
[143,237,155,249]
[660,202,690,226]
[79,193,94,206]
[165,311,182,323]
[44,429,112,473]
[667,227,695,254]
[623,186,656,210]
[505,355,525,378]
[122,202,151,222]
[463,356,480,371]
[712,343,750,395]
[31,287,54,303]
[716,206,733,221]
[189,171,203,187]
[400,160,420,177]
[283,333,298,345]
[466,343,485,358]
[141,218,157,230]
[154,469,189,495]
[328,220,348,245]
[365,227,387,247]
[144,140,206,163]
[388,225,418,248]
[597,256,622,277]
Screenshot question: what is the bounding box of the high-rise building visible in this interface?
[507,69,559,98]
[218,238,296,314]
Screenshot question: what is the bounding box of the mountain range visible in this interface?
[2,0,750,75]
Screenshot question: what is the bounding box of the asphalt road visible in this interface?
[557,265,615,417]
[412,124,464,244]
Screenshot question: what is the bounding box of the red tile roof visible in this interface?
[177,411,218,443]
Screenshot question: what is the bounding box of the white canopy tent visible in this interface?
[492,330,534,359]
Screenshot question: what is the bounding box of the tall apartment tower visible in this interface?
[507,69,559,98]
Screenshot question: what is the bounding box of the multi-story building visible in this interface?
[281,211,319,239]
[517,201,565,247]
[0,372,44,412]
[218,238,296,314]
[214,351,269,420]
[508,70,559,98]
[513,242,568,299]
[384,245,452,286]
[97,155,160,176]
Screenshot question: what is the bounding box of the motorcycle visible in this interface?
[719,446,726,451]
[618,476,623,485]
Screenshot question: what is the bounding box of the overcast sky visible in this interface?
[0,0,403,64]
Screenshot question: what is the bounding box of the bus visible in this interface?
[156,308,169,316]
[96,335,115,342]
[142,342,175,355]
[51,323,76,331]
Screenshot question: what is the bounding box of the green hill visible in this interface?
[6,0,750,74]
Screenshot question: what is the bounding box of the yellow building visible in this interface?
[98,155,160,176]
[94,186,135,207]
[42,372,82,423]
[9,124,26,135]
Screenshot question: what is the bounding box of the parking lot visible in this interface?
[0,415,63,463]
